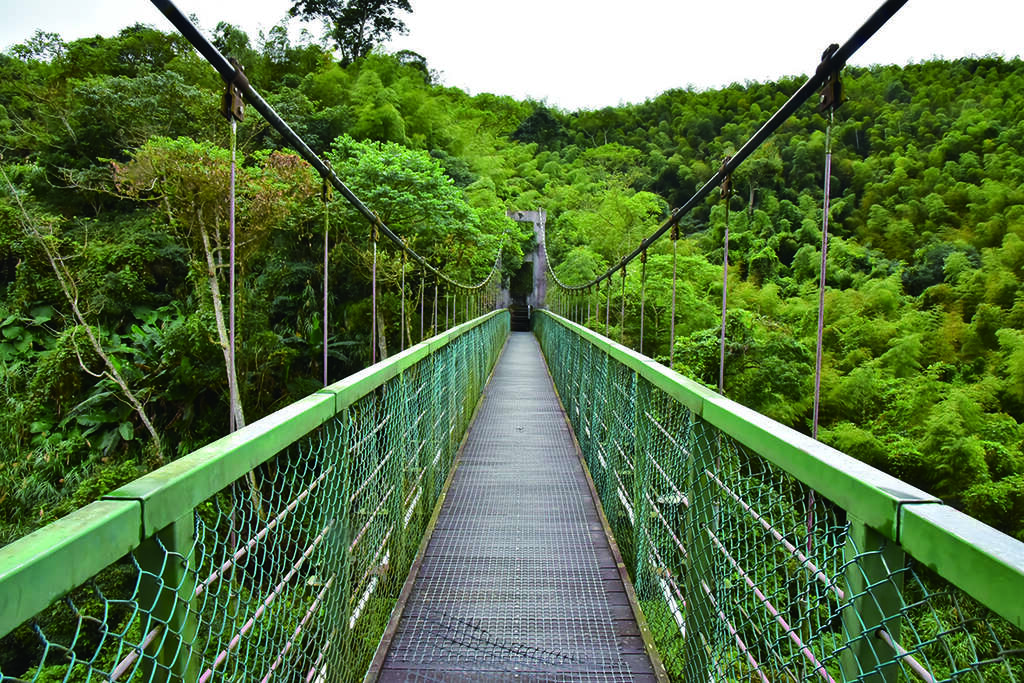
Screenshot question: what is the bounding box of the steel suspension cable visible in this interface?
[400,249,406,352]
[619,266,626,344]
[533,0,908,294]
[718,168,732,395]
[227,116,240,432]
[639,250,647,356]
[799,107,838,680]
[150,0,506,295]
[812,108,835,439]
[371,230,378,364]
[670,224,679,368]
[322,179,330,386]
[605,278,611,335]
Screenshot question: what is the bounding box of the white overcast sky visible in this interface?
[1,0,1021,111]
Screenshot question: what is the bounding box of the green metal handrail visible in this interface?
[0,309,509,682]
[534,309,1024,682]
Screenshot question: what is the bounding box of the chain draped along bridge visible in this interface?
[2,0,1024,680]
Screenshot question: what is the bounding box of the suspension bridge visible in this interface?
[1,0,1023,681]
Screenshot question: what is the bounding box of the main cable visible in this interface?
[149,0,504,293]
[546,0,909,292]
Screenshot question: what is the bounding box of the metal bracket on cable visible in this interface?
[321,159,333,202]
[220,57,247,122]
[719,156,733,198]
[671,223,679,241]
[817,43,844,113]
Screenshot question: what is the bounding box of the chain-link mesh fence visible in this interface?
[0,311,508,683]
[535,310,1024,683]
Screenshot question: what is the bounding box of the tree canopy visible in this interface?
[0,20,1022,558]
[289,0,412,65]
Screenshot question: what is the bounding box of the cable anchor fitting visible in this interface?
[719,156,733,198]
[220,57,247,122]
[321,161,333,202]
[817,44,844,113]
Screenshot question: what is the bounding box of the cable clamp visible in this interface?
[220,57,247,122]
[321,161,333,202]
[817,44,844,113]
[719,156,733,197]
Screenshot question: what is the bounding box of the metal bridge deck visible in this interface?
[374,332,657,682]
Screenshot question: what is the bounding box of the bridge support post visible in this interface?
[588,346,612,504]
[840,518,904,682]
[633,376,656,602]
[389,373,411,571]
[137,512,200,682]
[682,418,717,680]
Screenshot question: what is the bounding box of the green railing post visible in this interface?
[841,518,905,682]
[334,408,357,676]
[391,371,413,567]
[446,342,458,457]
[588,350,611,504]
[633,376,656,602]
[136,511,199,682]
[423,353,440,502]
[682,417,715,679]
[578,341,596,458]
[432,350,447,501]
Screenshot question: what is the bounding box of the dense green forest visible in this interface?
[1,22,1022,548]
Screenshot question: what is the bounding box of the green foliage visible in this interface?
[0,17,1022,556]
[289,0,411,66]
[962,475,1024,541]
[535,56,1024,540]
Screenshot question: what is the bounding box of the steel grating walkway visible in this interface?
[374,332,657,682]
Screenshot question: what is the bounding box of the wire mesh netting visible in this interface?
[0,312,508,683]
[535,311,1024,683]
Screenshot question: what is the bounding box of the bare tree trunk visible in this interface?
[197,216,265,519]
[198,219,245,430]
[3,169,163,458]
[376,307,389,361]
[406,306,414,350]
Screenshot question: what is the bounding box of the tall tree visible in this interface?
[289,0,412,66]
[114,138,315,430]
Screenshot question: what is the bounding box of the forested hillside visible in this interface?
[1,23,1022,546]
